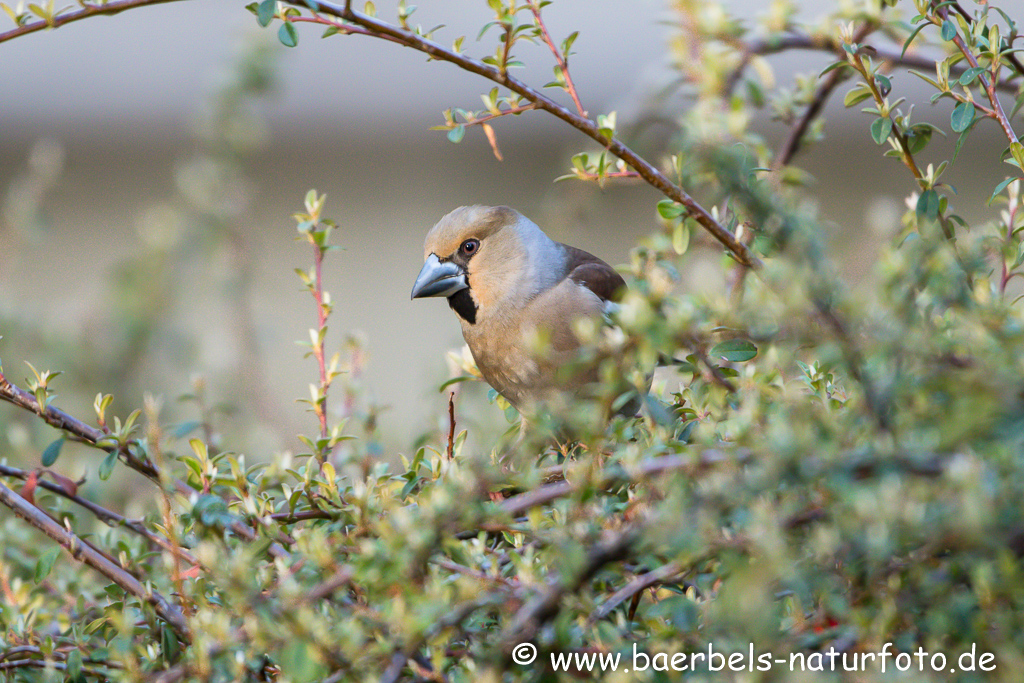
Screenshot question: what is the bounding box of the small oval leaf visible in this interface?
[278,21,299,47]
[870,117,893,145]
[41,438,64,467]
[34,547,60,583]
[709,339,758,363]
[950,101,975,132]
[941,19,956,41]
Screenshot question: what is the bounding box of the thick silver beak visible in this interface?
[410,253,468,299]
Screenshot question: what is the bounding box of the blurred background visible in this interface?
[0,0,1014,462]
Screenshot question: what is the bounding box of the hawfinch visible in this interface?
[411,205,632,417]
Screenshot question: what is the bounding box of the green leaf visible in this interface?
[278,21,299,47]
[66,649,83,678]
[870,117,893,145]
[709,339,757,362]
[901,22,928,58]
[656,199,684,220]
[41,438,63,467]
[672,222,690,255]
[958,66,987,85]
[874,73,892,96]
[941,19,956,41]
[843,86,872,108]
[951,119,977,164]
[916,189,940,219]
[98,451,118,481]
[438,376,473,391]
[256,0,274,27]
[172,421,202,439]
[990,177,1018,203]
[447,125,465,143]
[950,101,975,132]
[1011,142,1024,170]
[818,60,849,78]
[34,547,60,583]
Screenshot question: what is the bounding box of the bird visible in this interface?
[411,205,638,420]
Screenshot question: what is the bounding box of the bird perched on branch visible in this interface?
[411,205,639,420]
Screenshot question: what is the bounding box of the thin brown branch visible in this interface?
[689,344,738,393]
[305,565,355,603]
[0,659,108,676]
[268,508,335,524]
[728,31,1021,96]
[0,463,201,569]
[0,370,163,483]
[498,450,740,518]
[0,479,191,639]
[497,526,638,656]
[0,371,291,559]
[0,0,185,44]
[773,23,876,169]
[289,0,761,270]
[587,560,685,625]
[432,557,518,589]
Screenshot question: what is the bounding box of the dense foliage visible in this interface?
[3,0,1024,681]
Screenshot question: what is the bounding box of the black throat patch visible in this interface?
[447,288,477,325]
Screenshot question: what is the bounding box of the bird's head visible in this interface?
[410,205,562,324]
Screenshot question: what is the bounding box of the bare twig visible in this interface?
[0,659,108,676]
[0,463,201,568]
[432,557,518,589]
[0,479,190,639]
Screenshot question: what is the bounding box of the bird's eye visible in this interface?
[460,239,480,256]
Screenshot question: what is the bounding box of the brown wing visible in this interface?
[559,243,626,303]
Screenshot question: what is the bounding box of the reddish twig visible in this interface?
[938,9,1021,148]
[311,240,330,441]
[527,0,585,117]
[457,102,538,127]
